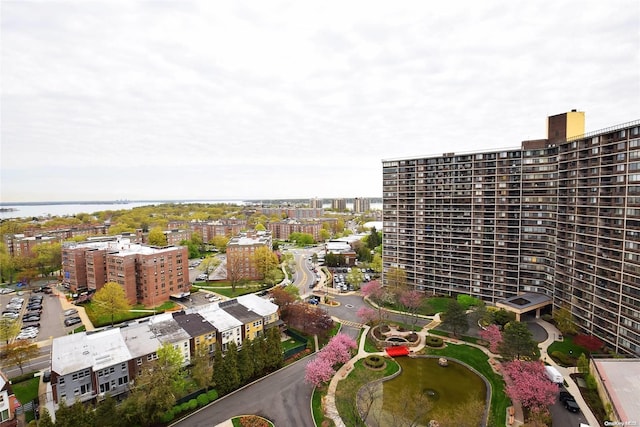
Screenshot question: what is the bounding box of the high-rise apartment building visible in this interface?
[310,198,324,209]
[382,112,640,355]
[332,198,347,211]
[354,197,371,213]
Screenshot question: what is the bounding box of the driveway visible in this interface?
[171,356,315,427]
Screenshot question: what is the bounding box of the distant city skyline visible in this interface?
[2,1,638,202]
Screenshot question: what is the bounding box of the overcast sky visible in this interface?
[1,1,639,203]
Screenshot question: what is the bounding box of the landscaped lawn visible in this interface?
[12,377,39,422]
[379,296,454,316]
[547,335,588,365]
[84,300,178,327]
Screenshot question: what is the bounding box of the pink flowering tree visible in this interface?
[399,290,424,328]
[304,333,357,387]
[304,357,335,387]
[361,280,388,323]
[503,360,558,415]
[320,333,357,365]
[357,307,377,325]
[479,324,503,354]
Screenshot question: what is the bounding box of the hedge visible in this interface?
[425,336,444,347]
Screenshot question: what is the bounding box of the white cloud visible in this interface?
[1,0,639,202]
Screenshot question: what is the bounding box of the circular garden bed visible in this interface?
[363,355,387,371]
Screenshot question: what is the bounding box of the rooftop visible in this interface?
[593,358,640,424]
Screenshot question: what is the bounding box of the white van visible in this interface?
[544,365,563,383]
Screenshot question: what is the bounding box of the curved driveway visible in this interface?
[171,355,315,427]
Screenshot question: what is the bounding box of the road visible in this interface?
[171,355,315,427]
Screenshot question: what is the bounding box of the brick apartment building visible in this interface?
[382,111,640,356]
[268,220,322,241]
[188,219,247,243]
[62,237,189,306]
[226,231,273,281]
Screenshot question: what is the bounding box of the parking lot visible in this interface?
[1,284,76,345]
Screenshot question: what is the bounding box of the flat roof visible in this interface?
[496,292,552,312]
[593,358,640,424]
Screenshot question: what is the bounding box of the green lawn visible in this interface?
[423,343,509,427]
[547,335,588,365]
[380,296,454,316]
[12,377,40,421]
[84,300,178,327]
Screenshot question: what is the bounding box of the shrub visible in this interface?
[188,399,198,410]
[160,408,175,423]
[574,334,604,352]
[363,355,385,369]
[550,351,576,366]
[207,389,218,401]
[541,314,553,322]
[197,393,209,407]
[425,336,444,347]
[180,402,191,413]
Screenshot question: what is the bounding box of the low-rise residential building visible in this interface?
[48,299,281,405]
[51,329,132,405]
[0,371,18,427]
[172,311,217,355]
[219,299,264,341]
[194,304,243,351]
[147,313,191,366]
[236,294,281,329]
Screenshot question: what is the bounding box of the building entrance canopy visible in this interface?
[496,292,552,321]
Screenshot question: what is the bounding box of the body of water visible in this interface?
[0,201,383,220]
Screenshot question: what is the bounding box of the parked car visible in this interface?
[21,322,40,329]
[2,312,19,319]
[27,304,43,311]
[43,371,51,383]
[23,315,41,322]
[563,397,580,413]
[64,317,82,327]
[0,288,15,294]
[63,308,78,317]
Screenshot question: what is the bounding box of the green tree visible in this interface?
[346,268,364,290]
[38,408,55,427]
[493,308,516,327]
[265,327,284,370]
[441,299,469,337]
[366,226,382,249]
[31,242,62,277]
[212,343,228,394]
[92,282,132,326]
[5,341,40,375]
[191,343,214,390]
[553,306,578,336]
[210,235,229,253]
[95,395,119,427]
[0,243,19,284]
[0,317,20,345]
[250,246,279,280]
[237,338,255,383]
[250,338,267,377]
[289,232,315,246]
[148,227,168,246]
[200,255,221,282]
[55,400,96,427]
[224,341,241,392]
[385,266,407,296]
[500,321,538,360]
[370,252,382,274]
[577,353,590,375]
[126,342,185,427]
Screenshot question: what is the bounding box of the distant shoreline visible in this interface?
[0,197,382,207]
